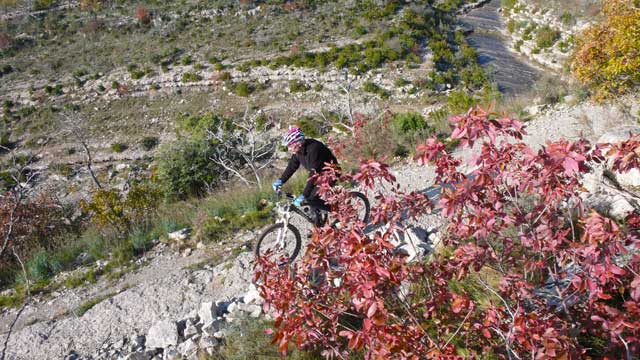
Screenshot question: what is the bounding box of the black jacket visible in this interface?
[279,139,338,198]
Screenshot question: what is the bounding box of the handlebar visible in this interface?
[275,189,295,200]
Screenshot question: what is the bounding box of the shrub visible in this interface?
[33,0,55,10]
[447,90,476,114]
[296,116,323,138]
[0,194,71,285]
[535,25,560,49]
[522,23,536,41]
[362,81,389,99]
[181,72,202,83]
[217,71,231,81]
[156,140,221,199]
[135,5,151,25]
[289,80,309,93]
[514,39,524,52]
[81,184,161,236]
[0,64,13,77]
[44,84,63,96]
[571,0,640,100]
[181,55,192,66]
[559,11,575,26]
[256,107,640,358]
[141,136,159,151]
[26,251,62,282]
[394,78,410,87]
[233,81,253,97]
[110,143,127,153]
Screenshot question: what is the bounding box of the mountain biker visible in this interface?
[272,127,338,226]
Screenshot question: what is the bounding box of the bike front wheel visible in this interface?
[255,223,302,265]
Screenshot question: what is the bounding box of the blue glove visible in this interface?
[272,179,283,191]
[293,194,305,206]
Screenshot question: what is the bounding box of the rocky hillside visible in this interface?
[1,0,639,359]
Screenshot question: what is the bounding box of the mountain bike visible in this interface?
[254,189,370,265]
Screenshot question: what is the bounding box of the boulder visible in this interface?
[177,338,197,357]
[598,125,640,188]
[168,228,191,242]
[243,284,263,305]
[146,320,179,349]
[198,301,218,327]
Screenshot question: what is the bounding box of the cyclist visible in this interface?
[272,127,338,226]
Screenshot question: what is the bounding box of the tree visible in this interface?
[256,107,640,359]
[571,0,640,100]
[207,106,277,190]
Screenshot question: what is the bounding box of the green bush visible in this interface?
[111,143,127,153]
[26,251,62,283]
[536,25,560,49]
[559,11,575,26]
[181,55,193,66]
[218,71,231,81]
[362,81,389,99]
[233,81,254,97]
[156,140,222,199]
[44,84,63,96]
[447,90,477,114]
[33,0,55,10]
[522,23,537,41]
[391,112,427,133]
[389,112,433,157]
[296,116,323,138]
[289,80,309,93]
[181,72,202,83]
[141,137,159,151]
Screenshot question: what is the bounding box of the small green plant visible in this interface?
[141,136,159,151]
[50,163,73,177]
[289,80,309,93]
[559,11,575,26]
[233,81,253,97]
[181,55,193,66]
[536,25,561,49]
[522,23,537,41]
[394,78,410,87]
[514,39,524,52]
[110,143,127,153]
[296,116,323,138]
[26,251,62,283]
[44,84,63,96]
[181,72,202,83]
[76,292,116,316]
[362,81,389,99]
[218,71,231,81]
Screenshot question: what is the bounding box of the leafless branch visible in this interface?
[62,113,102,189]
[1,248,30,360]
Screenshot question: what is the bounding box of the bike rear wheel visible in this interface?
[255,223,302,265]
[348,191,370,224]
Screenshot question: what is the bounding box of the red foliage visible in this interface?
[0,193,69,271]
[135,5,150,25]
[256,107,640,358]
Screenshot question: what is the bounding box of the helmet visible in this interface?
[282,127,305,147]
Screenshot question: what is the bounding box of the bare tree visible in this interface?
[61,113,102,189]
[0,137,50,360]
[207,106,277,190]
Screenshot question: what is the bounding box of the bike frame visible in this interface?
[273,191,315,249]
